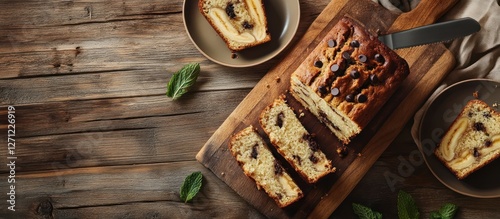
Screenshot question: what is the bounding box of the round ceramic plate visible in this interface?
[418,78,500,198]
[182,0,300,67]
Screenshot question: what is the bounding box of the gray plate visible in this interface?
[418,78,500,198]
[182,0,300,67]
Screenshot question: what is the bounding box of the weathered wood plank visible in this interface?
[0,90,254,173]
[0,161,263,218]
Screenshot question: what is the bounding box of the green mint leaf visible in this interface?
[166,63,200,100]
[430,211,441,219]
[353,203,383,219]
[397,190,419,219]
[179,171,203,203]
[430,203,458,219]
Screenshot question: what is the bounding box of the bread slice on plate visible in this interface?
[229,125,303,208]
[198,0,271,52]
[435,99,500,179]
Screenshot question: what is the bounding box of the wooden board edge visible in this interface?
[307,47,456,218]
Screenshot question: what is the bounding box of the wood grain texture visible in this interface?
[1,0,500,218]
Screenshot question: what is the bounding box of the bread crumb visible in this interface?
[336,146,348,158]
[221,172,225,176]
[275,76,281,83]
[473,91,479,99]
[266,83,270,88]
[493,102,498,108]
[357,153,362,157]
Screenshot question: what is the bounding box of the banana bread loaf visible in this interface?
[290,17,410,144]
[435,99,500,179]
[198,0,271,51]
[229,125,303,207]
[259,96,336,183]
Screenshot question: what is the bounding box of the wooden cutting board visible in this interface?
[196,0,458,218]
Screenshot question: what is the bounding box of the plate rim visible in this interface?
[182,0,301,68]
[417,78,500,198]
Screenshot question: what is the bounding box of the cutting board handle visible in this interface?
[388,0,459,32]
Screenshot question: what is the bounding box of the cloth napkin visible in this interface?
[375,0,499,145]
[410,0,500,145]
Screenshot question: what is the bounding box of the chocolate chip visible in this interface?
[342,51,351,60]
[350,40,359,47]
[314,60,323,68]
[242,21,253,29]
[331,87,340,96]
[330,64,340,72]
[346,94,355,102]
[319,111,340,131]
[225,3,236,19]
[473,148,480,157]
[374,54,385,63]
[309,154,319,164]
[358,54,367,63]
[293,155,302,166]
[251,143,258,159]
[336,146,348,158]
[274,161,283,175]
[350,70,360,79]
[276,193,283,200]
[277,112,285,128]
[473,122,485,132]
[370,74,379,85]
[328,39,336,48]
[357,94,367,103]
[318,85,328,95]
[485,140,492,147]
[303,134,319,151]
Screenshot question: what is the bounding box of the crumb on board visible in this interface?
[357,153,362,157]
[473,91,479,99]
[493,102,498,108]
[275,76,281,83]
[299,112,305,118]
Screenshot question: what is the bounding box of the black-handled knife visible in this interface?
[378,17,481,50]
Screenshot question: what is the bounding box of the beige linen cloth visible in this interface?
[376,0,499,145]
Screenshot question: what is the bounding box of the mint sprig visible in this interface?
[430,203,458,219]
[353,203,383,219]
[353,191,458,219]
[179,171,203,203]
[166,63,200,100]
[397,190,420,219]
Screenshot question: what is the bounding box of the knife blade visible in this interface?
[378,17,481,50]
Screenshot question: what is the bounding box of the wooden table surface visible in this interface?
[1,0,499,218]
